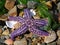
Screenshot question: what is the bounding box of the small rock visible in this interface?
[52,0,56,2]
[30,9,36,16]
[4,39,14,45]
[2,26,8,31]
[32,38,37,45]
[44,30,56,43]
[47,42,57,45]
[0,36,6,40]
[19,11,24,17]
[58,14,60,23]
[58,16,60,23]
[0,15,8,21]
[27,1,37,8]
[11,28,15,32]
[31,34,39,39]
[32,37,43,45]
[8,6,17,17]
[57,13,60,23]
[45,1,52,8]
[57,39,60,45]
[17,4,26,9]
[3,26,7,29]
[5,36,10,39]
[14,38,27,45]
[41,43,46,45]
[13,22,21,29]
[0,28,2,34]
[2,29,9,36]
[15,36,21,41]
[57,2,60,13]
[0,39,5,43]
[32,38,37,42]
[24,32,33,38]
[38,37,45,44]
[5,0,15,10]
[33,14,40,19]
[37,43,41,45]
[57,30,60,39]
[26,37,32,45]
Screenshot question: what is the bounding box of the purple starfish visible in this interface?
[8,9,49,40]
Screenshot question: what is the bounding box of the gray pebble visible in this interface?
[0,39,5,43]
[57,39,60,45]
[27,1,37,8]
[1,35,9,40]
[41,43,46,45]
[47,42,57,45]
[17,4,26,9]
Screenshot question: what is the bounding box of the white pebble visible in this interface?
[44,30,56,43]
[30,9,36,16]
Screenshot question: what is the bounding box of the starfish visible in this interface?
[8,9,49,40]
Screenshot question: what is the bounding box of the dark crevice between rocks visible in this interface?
[0,20,6,26]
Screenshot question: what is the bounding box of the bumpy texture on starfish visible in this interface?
[8,9,49,40]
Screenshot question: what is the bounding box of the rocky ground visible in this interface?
[0,26,60,45]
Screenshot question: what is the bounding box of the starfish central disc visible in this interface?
[26,20,33,27]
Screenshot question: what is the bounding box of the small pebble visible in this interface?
[47,42,57,45]
[24,32,33,38]
[0,39,5,43]
[32,38,37,45]
[30,9,36,16]
[27,1,37,8]
[5,0,15,10]
[45,1,52,8]
[0,15,8,21]
[13,22,21,29]
[57,2,60,13]
[37,43,41,45]
[2,29,9,36]
[0,28,2,34]
[14,37,27,45]
[57,13,60,23]
[26,37,32,45]
[57,30,60,39]
[44,30,56,43]
[4,39,14,45]
[17,4,26,9]
[8,6,17,17]
[31,34,39,39]
[33,14,40,19]
[57,39,60,45]
[0,36,6,40]
[19,11,24,17]
[41,43,46,45]
[15,36,21,41]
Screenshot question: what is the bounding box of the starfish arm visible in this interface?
[8,16,25,23]
[33,19,48,26]
[10,24,28,40]
[23,9,32,19]
[29,26,49,36]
